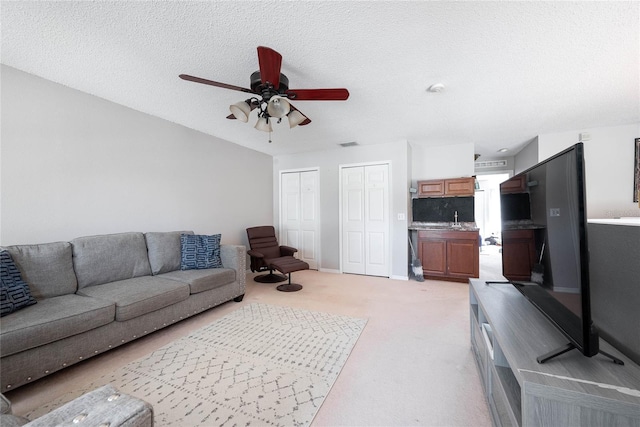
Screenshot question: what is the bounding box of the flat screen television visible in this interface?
[499,143,621,364]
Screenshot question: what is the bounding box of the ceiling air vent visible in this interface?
[475,160,507,169]
[339,142,359,148]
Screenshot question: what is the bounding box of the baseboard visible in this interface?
[391,275,409,281]
[318,268,340,274]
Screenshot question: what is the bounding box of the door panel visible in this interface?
[342,167,366,274]
[364,164,389,277]
[299,171,318,269]
[447,240,479,278]
[302,230,315,260]
[421,240,447,276]
[280,170,318,269]
[286,230,300,250]
[342,164,389,277]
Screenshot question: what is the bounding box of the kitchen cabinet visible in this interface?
[417,180,445,197]
[500,174,526,194]
[501,229,536,281]
[417,177,475,197]
[418,229,479,282]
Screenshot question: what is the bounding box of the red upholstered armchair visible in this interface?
[246,226,297,283]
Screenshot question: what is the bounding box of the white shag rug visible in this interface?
[28,303,367,426]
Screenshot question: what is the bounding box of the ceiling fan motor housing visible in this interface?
[250,71,289,96]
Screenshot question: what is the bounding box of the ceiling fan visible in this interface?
[179,46,349,139]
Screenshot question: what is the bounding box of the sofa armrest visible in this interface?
[220,245,246,288]
[1,394,11,415]
[24,385,152,427]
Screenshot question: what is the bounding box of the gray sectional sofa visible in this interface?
[0,231,246,391]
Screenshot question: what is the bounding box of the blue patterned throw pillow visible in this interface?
[1,250,37,316]
[180,234,223,270]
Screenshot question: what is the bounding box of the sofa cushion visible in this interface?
[1,251,37,317]
[76,276,189,321]
[180,234,222,270]
[159,268,236,294]
[4,242,77,299]
[72,233,152,289]
[0,294,115,357]
[145,231,193,275]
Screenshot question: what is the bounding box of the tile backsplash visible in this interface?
[412,196,475,222]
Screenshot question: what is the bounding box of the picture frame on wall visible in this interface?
[635,137,640,203]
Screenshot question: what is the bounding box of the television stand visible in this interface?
[469,279,640,427]
[537,342,625,365]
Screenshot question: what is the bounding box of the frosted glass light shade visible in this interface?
[287,110,307,128]
[229,101,251,122]
[266,96,291,118]
[254,117,272,132]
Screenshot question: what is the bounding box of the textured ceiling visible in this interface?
[2,1,638,158]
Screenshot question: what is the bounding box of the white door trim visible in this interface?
[339,161,391,276]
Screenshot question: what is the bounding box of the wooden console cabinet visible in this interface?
[469,279,640,427]
[418,230,479,282]
[417,177,475,197]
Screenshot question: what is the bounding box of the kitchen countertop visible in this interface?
[409,222,479,231]
[502,220,545,230]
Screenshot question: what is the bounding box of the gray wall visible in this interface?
[514,136,539,174]
[273,141,410,279]
[1,66,273,246]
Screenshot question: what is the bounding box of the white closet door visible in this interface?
[280,170,319,269]
[299,171,318,269]
[364,164,389,276]
[341,164,389,276]
[342,166,366,274]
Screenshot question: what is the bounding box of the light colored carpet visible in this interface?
[25,303,367,427]
[9,270,493,426]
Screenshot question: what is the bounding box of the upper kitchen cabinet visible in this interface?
[417,177,475,197]
[499,174,526,194]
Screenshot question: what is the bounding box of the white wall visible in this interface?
[1,66,273,246]
[538,123,640,219]
[410,142,475,181]
[273,141,410,279]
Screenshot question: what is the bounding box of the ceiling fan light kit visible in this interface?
[180,46,349,142]
[254,117,273,133]
[287,110,307,128]
[229,100,252,122]
[266,96,291,118]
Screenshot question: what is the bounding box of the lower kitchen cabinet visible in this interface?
[501,229,536,281]
[418,229,479,282]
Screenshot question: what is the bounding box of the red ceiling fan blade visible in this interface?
[286,88,350,101]
[289,104,312,126]
[179,74,254,94]
[257,46,282,89]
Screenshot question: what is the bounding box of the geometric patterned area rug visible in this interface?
[27,303,367,426]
